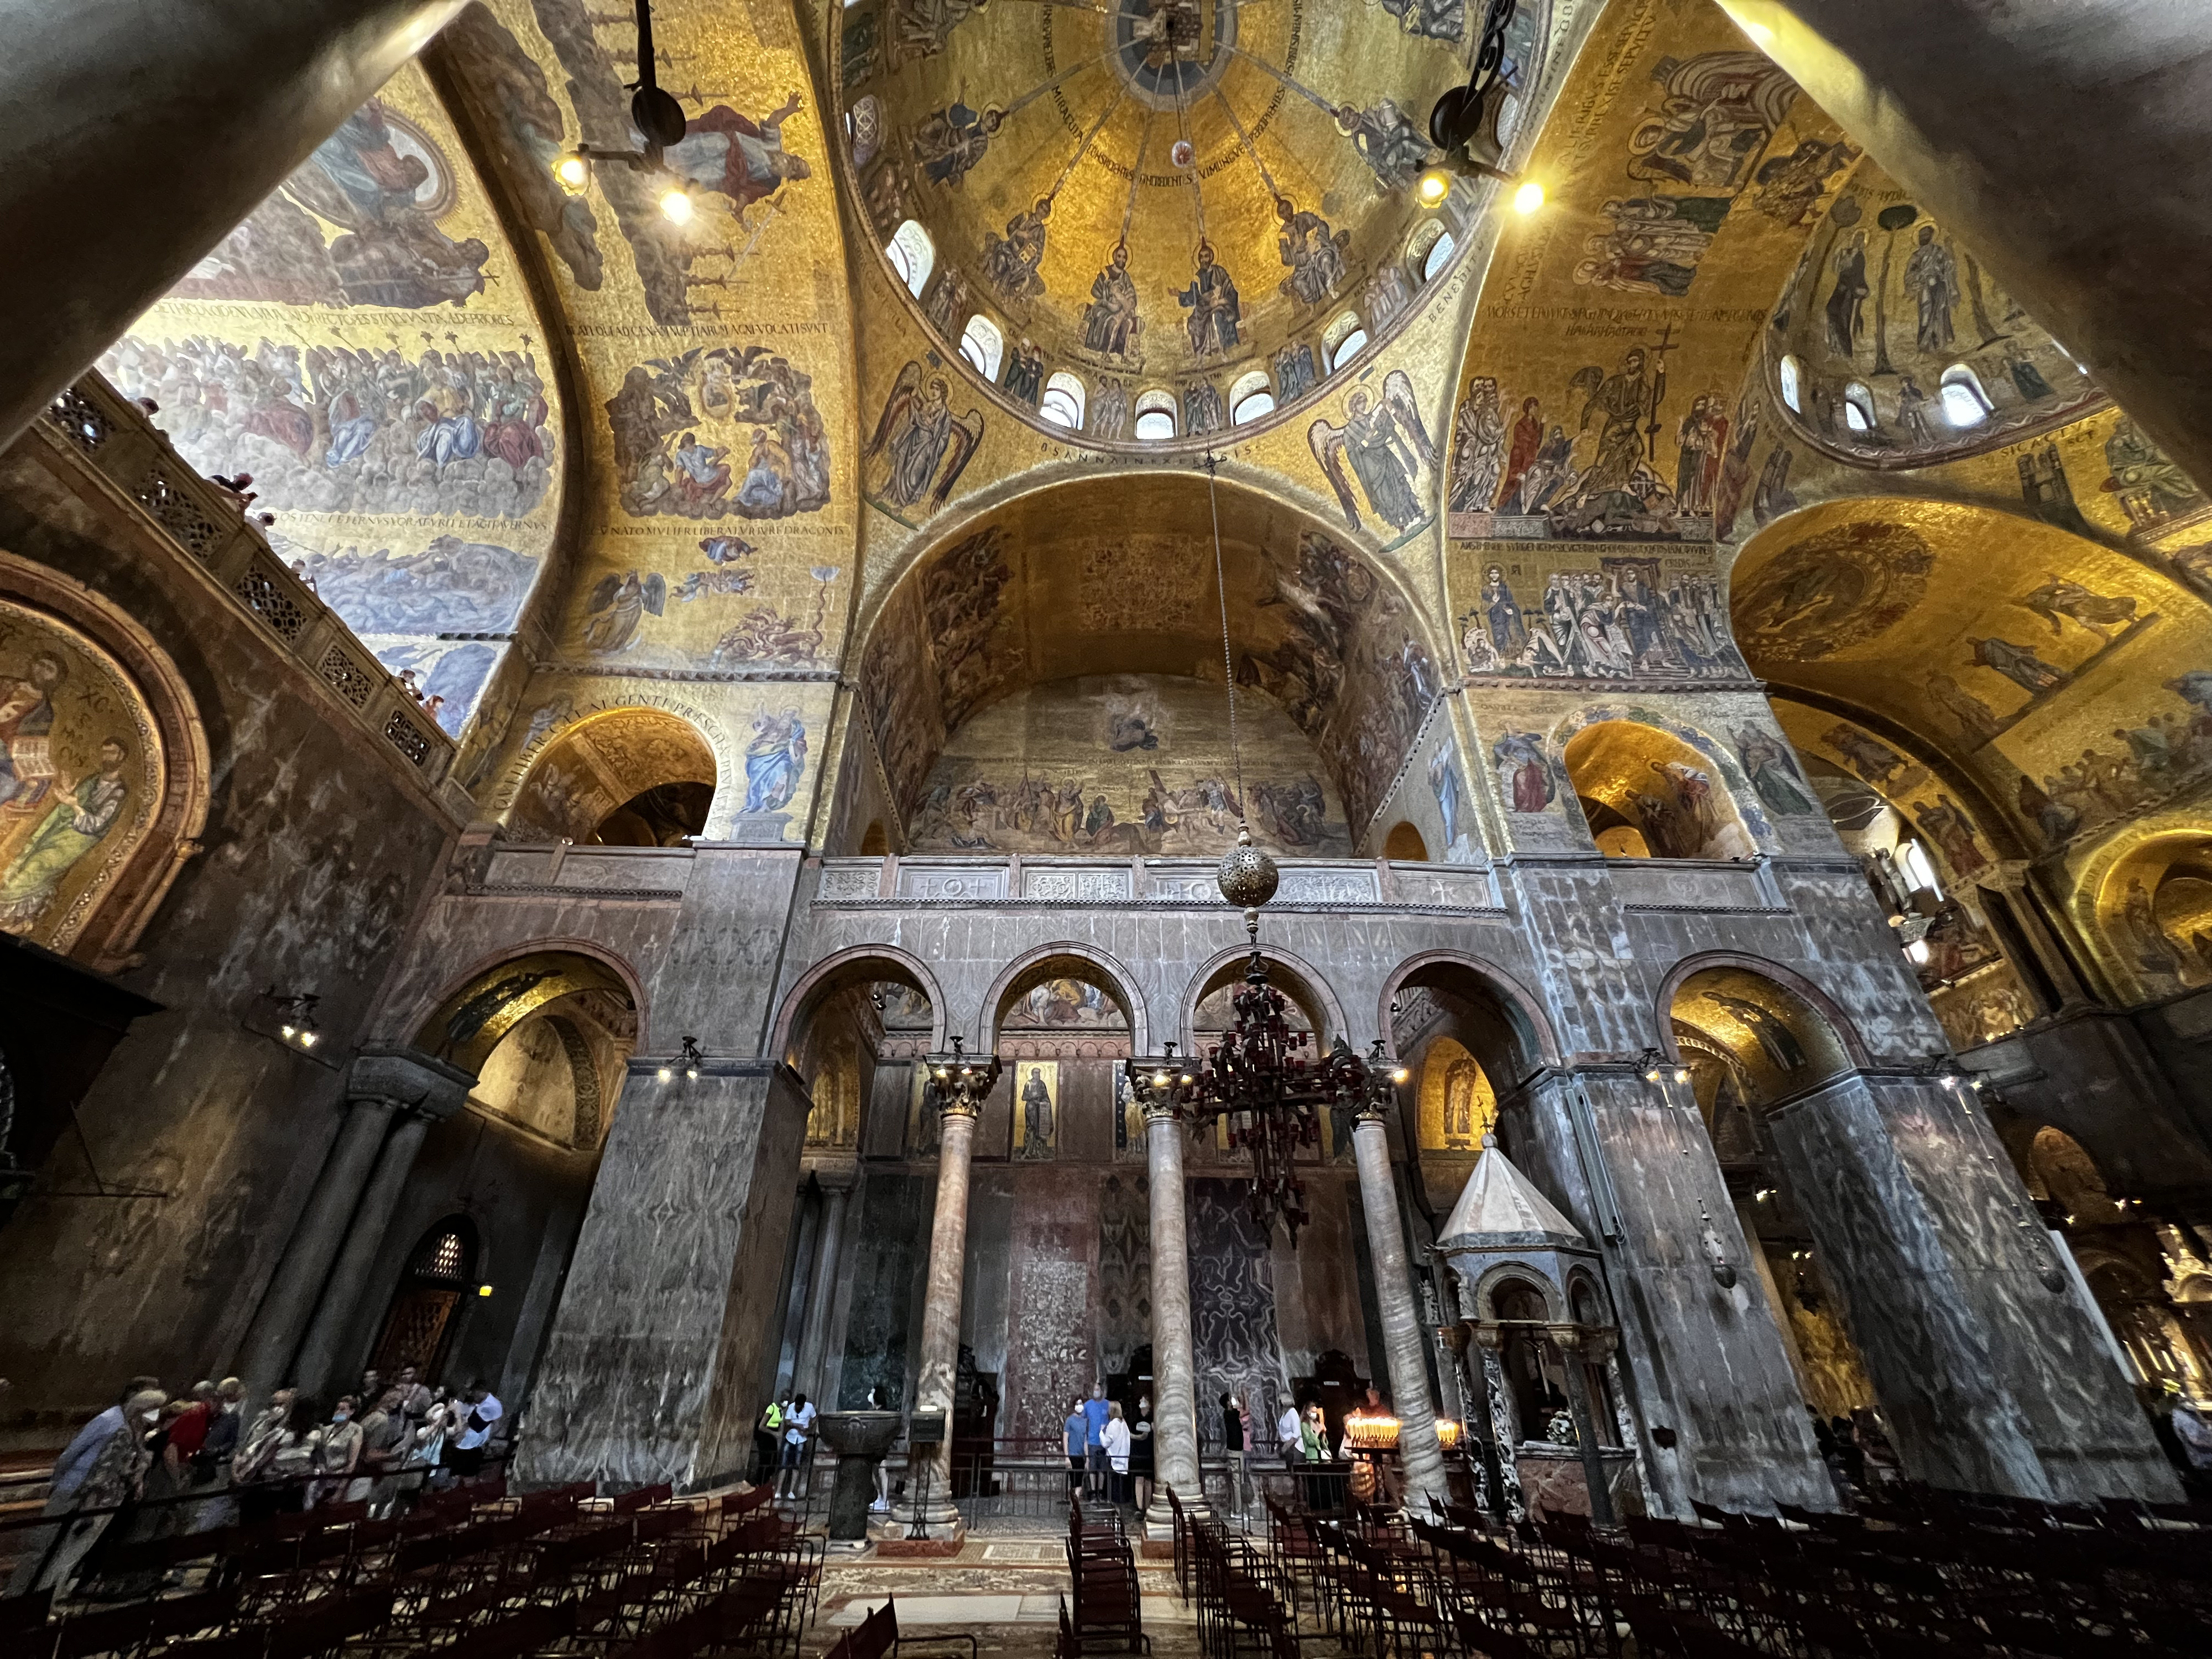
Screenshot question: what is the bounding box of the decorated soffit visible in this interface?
[1759,154,2105,472]
[838,0,1552,445]
[1738,498,2212,875]
[857,474,1440,839]
[1443,0,1856,552]
[96,59,562,740]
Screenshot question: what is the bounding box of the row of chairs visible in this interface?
[1066,1497,1147,1655]
[9,1478,825,1659]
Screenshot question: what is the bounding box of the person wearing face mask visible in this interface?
[4,1386,165,1598]
[310,1396,363,1510]
[1129,1393,1154,1515]
[232,1389,298,1524]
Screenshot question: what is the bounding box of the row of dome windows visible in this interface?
[1777,353,1998,435]
[882,218,1454,439]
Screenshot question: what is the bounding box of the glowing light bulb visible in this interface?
[685,1066,700,1080]
[1153,1072,1170,1088]
[478,1284,494,1298]
[1416,170,1451,207]
[555,153,591,191]
[1390,1067,1410,1085]
[658,1066,673,1082]
[1673,1067,1690,1084]
[1512,181,1546,216]
[300,1031,319,1048]
[659,186,693,223]
[280,1024,296,1039]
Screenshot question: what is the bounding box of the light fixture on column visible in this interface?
[922,1034,1002,1114]
[1126,458,1412,1248]
[262,988,321,1050]
[550,0,694,222]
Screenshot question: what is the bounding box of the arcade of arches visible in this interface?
[5,0,2212,1567]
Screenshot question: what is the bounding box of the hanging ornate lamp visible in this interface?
[1124,458,1408,1246]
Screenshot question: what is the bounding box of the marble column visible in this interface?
[1554,1329,1614,1525]
[900,1092,980,1532]
[1350,1110,1450,1514]
[793,1170,855,1398]
[292,1047,472,1396]
[1142,1098,1203,1537]
[236,1094,397,1393]
[1475,1335,1525,1521]
[0,0,468,448]
[1717,0,2212,487]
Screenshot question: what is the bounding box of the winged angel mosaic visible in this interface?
[1310,370,1436,536]
[865,361,985,515]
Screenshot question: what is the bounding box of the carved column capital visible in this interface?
[348,1045,473,1121]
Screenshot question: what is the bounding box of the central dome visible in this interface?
[841,0,1544,442]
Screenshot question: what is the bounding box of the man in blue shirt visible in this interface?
[1083,1384,1111,1498]
[1063,1396,1087,1493]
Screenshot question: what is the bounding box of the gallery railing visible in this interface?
[758,1436,1352,1532]
[32,374,457,790]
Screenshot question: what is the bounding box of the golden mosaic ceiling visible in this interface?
[841,0,1541,435]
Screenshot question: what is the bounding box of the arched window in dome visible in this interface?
[1039,372,1086,430]
[1939,363,1993,427]
[1409,221,1455,283]
[886,220,934,298]
[1778,353,1803,414]
[848,96,883,170]
[959,314,1004,381]
[1324,312,1368,374]
[1229,369,1275,424]
[1133,389,1177,442]
[1842,382,1876,434]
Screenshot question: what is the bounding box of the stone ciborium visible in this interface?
[815,1411,902,1541]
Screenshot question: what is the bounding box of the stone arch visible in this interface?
[1377,948,1563,1072]
[980,940,1151,1053]
[1383,821,1428,860]
[770,943,948,1065]
[1465,1261,1567,1324]
[2080,823,2212,1003]
[506,706,718,846]
[407,943,645,1078]
[0,552,211,971]
[1662,956,1861,1110]
[1657,950,1873,1074]
[849,472,1446,852]
[1558,714,1764,861]
[1181,944,1347,1053]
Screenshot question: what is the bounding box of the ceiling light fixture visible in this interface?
[550,2,692,200]
[1428,0,1527,187]
[1119,456,1412,1248]
[1416,169,1451,208]
[1511,180,1546,215]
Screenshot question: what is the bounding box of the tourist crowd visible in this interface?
[2,1365,508,1600]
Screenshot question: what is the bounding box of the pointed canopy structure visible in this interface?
[1438,1134,1587,1253]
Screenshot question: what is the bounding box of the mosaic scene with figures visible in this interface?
[2,0,2211,1648]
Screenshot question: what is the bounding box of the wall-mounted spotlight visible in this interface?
[680,1036,703,1080]
[260,988,322,1050]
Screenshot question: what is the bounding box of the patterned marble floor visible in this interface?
[797,1537,1356,1657]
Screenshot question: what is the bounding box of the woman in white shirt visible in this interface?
[1100,1402,1132,1507]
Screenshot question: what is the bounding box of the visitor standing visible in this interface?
[5,1384,164,1598]
[355,1386,408,1512]
[778,1392,817,1500]
[1277,1400,1303,1471]
[1220,1392,1248,1518]
[754,1394,785,1485]
[1064,1397,1088,1493]
[1084,1384,1111,1498]
[1102,1402,1131,1507]
[311,1397,363,1509]
[450,1383,502,1479]
[1130,1394,1155,1514]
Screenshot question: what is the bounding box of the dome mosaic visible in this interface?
[841,0,1547,442]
